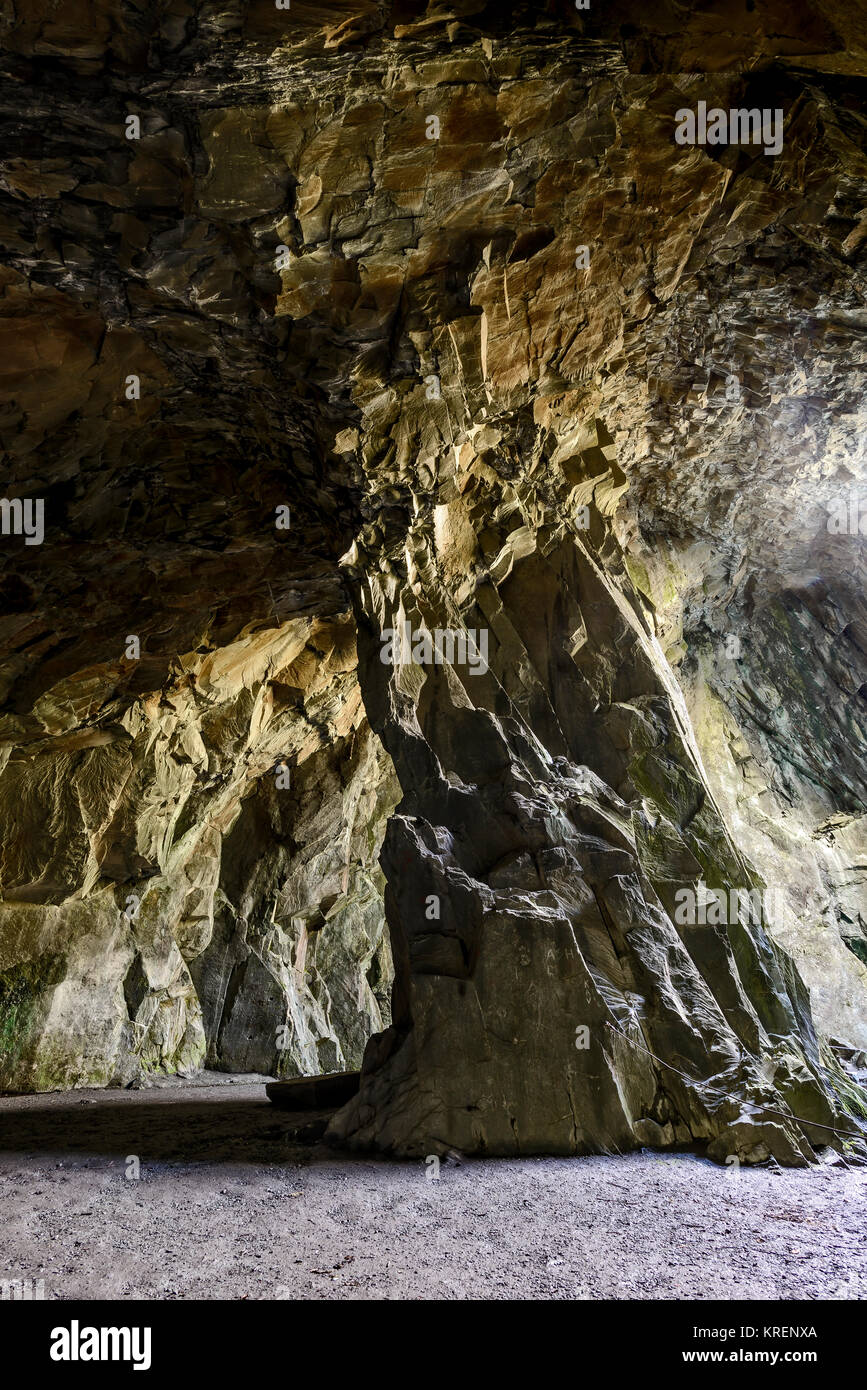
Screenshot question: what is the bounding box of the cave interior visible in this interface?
[0,0,866,1179]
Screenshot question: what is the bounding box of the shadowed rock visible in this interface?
[267,1071,361,1110]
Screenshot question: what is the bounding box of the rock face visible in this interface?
[327,419,861,1162]
[0,610,397,1089]
[1,2,866,1160]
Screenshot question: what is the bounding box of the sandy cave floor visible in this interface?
[1,1078,865,1302]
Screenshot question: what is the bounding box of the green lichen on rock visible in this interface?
[0,954,66,1088]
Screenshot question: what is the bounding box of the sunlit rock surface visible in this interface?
[0,1,865,1161]
[0,612,397,1088]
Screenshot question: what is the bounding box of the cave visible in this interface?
[1,0,866,1315]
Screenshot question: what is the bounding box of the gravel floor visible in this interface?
[1,1080,865,1301]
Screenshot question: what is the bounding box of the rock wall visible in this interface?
[621,533,867,1052]
[327,416,862,1162]
[0,613,397,1090]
